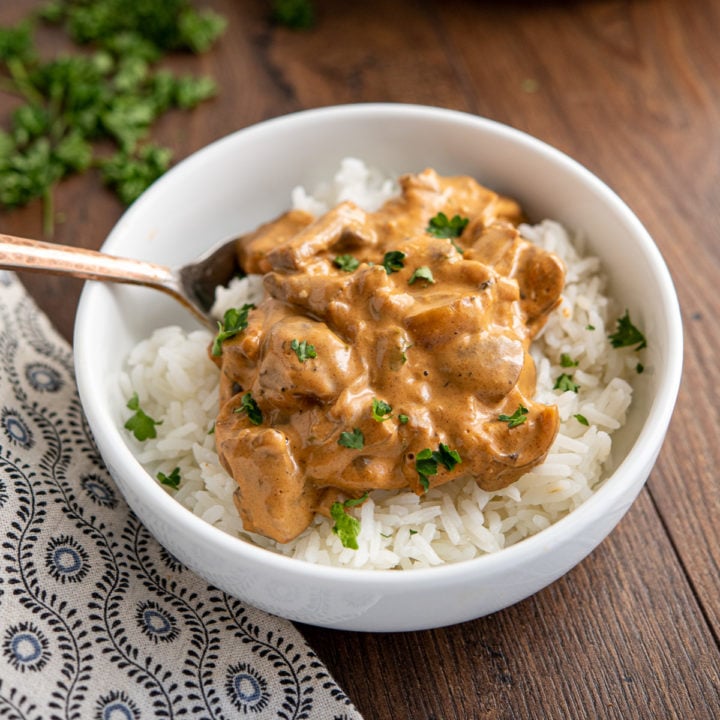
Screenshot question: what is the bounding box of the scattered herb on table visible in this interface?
[124,392,162,440]
[409,266,435,285]
[333,254,360,272]
[330,493,368,550]
[290,338,317,362]
[271,0,315,29]
[157,466,181,489]
[0,1,225,234]
[233,392,263,425]
[338,428,364,449]
[212,304,254,356]
[554,373,580,393]
[608,310,647,350]
[498,405,529,428]
[415,443,462,492]
[382,250,405,274]
[371,398,392,422]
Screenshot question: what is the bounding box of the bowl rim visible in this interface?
[75,102,684,588]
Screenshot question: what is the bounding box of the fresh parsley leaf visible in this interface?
[333,254,359,272]
[290,338,317,362]
[382,250,405,274]
[498,405,529,428]
[271,0,315,29]
[415,448,437,491]
[371,398,392,422]
[157,466,181,489]
[211,304,254,356]
[574,413,589,426]
[415,443,462,491]
[426,211,469,239]
[609,310,647,350]
[330,498,362,549]
[233,392,262,425]
[124,392,162,440]
[409,266,435,285]
[435,443,462,472]
[100,144,172,203]
[560,353,579,367]
[554,373,580,393]
[338,428,364,449]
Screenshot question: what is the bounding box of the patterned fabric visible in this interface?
[0,272,362,720]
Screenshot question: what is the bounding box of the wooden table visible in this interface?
[2,1,719,717]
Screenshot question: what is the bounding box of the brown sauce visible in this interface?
[212,169,565,543]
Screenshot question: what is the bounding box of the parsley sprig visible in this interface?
[234,392,263,425]
[124,392,162,440]
[415,443,462,492]
[609,310,647,350]
[157,467,181,489]
[498,405,529,428]
[371,398,392,422]
[338,428,364,449]
[330,493,368,550]
[211,304,254,356]
[290,338,317,362]
[426,211,468,253]
[382,250,405,274]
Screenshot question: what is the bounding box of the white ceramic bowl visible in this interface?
[74,104,682,631]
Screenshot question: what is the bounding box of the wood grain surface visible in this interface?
[2,1,719,718]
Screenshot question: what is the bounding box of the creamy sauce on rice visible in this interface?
[120,160,637,570]
[212,169,565,543]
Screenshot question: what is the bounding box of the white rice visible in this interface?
[119,159,639,570]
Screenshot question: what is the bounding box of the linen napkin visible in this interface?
[0,271,362,720]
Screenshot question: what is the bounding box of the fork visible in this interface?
[0,233,243,327]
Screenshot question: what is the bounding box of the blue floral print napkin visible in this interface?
[0,272,362,720]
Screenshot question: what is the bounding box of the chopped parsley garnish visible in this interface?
[211,304,254,356]
[333,254,360,272]
[560,353,579,367]
[574,413,589,426]
[338,428,364,449]
[415,443,462,492]
[398,414,409,424]
[371,398,393,422]
[234,392,263,425]
[330,493,368,550]
[207,421,215,435]
[409,266,435,285]
[271,0,315,29]
[290,338,317,362]
[0,6,225,233]
[124,392,162,440]
[426,212,469,239]
[554,373,580,393]
[157,467,181,489]
[586,324,596,331]
[609,310,647,350]
[498,405,529,428]
[382,250,406,274]
[636,362,644,374]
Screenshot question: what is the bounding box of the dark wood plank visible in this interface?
[431,0,720,640]
[301,491,720,720]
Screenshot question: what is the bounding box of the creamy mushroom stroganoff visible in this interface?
[120,159,643,570]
